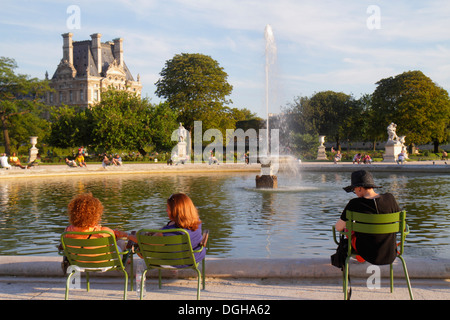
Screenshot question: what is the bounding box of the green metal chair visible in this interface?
[136,228,209,300]
[332,210,414,300]
[60,230,133,300]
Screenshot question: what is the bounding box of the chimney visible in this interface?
[62,33,73,65]
[90,33,102,74]
[113,38,123,67]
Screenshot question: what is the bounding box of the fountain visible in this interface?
[256,24,278,189]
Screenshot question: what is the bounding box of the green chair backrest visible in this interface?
[60,230,125,270]
[345,210,407,255]
[136,229,197,268]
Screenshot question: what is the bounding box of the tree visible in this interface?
[88,89,178,154]
[286,91,359,150]
[155,53,233,134]
[372,70,450,151]
[48,105,91,149]
[0,57,51,154]
[8,111,50,151]
[231,107,263,131]
[49,90,178,153]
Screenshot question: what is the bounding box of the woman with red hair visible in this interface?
[64,193,128,239]
[162,193,206,263]
[129,193,206,263]
[60,193,129,273]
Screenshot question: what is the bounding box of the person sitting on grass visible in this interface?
[112,154,123,166]
[352,153,361,164]
[75,152,86,167]
[102,155,112,169]
[333,150,342,164]
[65,158,77,167]
[27,153,42,168]
[0,153,12,169]
[363,154,372,164]
[9,152,26,169]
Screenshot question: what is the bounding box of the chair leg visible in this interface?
[343,257,351,300]
[196,268,201,300]
[129,254,134,292]
[390,263,394,293]
[122,270,128,300]
[398,256,414,300]
[202,259,206,290]
[86,272,90,292]
[65,270,76,300]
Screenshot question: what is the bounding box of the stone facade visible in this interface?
[45,33,142,108]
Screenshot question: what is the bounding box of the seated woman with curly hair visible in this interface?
[60,193,129,273]
[63,192,128,239]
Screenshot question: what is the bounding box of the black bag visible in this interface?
[331,234,348,270]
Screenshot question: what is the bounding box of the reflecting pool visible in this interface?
[0,171,448,259]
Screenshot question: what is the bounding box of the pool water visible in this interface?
[0,171,448,259]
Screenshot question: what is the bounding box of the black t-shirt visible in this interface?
[340,193,401,265]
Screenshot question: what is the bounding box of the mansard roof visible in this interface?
[52,39,135,81]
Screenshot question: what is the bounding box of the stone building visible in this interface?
[45,33,142,108]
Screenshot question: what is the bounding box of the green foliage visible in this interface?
[0,56,51,154]
[372,70,450,145]
[155,53,234,136]
[49,89,178,153]
[48,105,90,148]
[289,132,318,158]
[285,91,361,150]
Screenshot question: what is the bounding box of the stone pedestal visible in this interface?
[177,141,187,158]
[256,163,278,188]
[316,146,327,160]
[384,142,402,162]
[29,136,39,163]
[256,174,278,189]
[316,135,327,160]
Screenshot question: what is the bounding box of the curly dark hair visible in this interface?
[67,193,104,228]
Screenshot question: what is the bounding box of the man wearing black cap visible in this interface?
[335,170,401,265]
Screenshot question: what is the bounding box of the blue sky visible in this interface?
[1,0,450,117]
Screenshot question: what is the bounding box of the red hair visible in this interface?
[68,193,104,228]
[167,193,201,231]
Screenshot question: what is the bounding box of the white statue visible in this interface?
[177,123,186,142]
[387,122,399,143]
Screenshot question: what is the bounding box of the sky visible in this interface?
[1,0,450,118]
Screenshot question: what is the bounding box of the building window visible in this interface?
[94,90,99,101]
[69,90,73,102]
[80,89,84,101]
[59,92,63,103]
[49,92,54,103]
